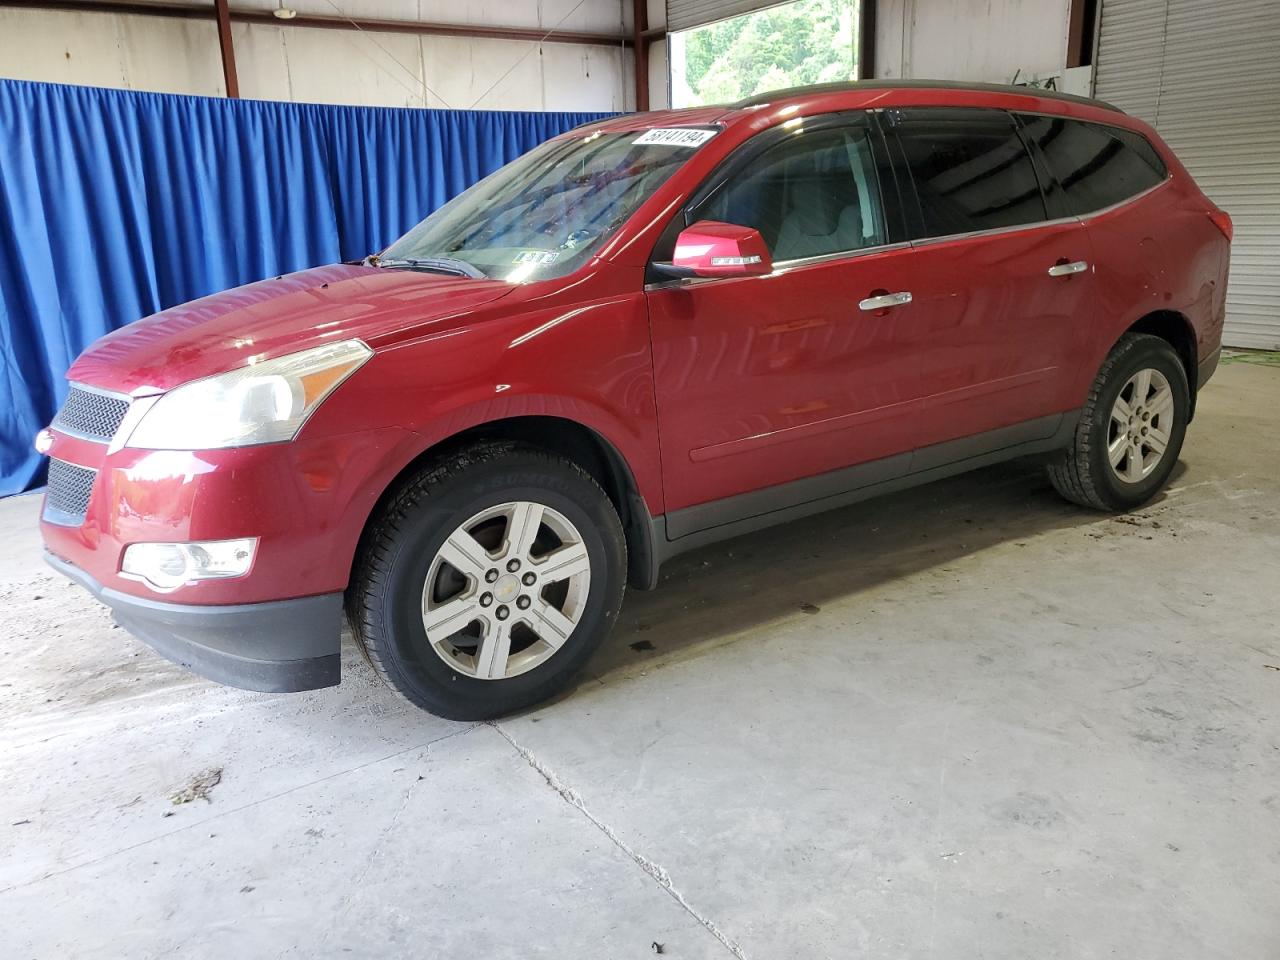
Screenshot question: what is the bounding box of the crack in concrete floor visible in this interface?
[490,721,749,960]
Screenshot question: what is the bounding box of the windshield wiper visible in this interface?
[374,256,487,280]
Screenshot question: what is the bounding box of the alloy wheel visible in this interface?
[421,501,591,680]
[1107,367,1175,484]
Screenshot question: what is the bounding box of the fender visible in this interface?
[321,394,665,597]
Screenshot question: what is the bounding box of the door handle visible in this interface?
[1047,260,1089,277]
[858,291,912,311]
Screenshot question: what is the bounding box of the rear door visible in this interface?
[1016,113,1201,385]
[883,108,1098,462]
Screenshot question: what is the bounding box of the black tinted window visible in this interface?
[693,125,886,261]
[894,114,1046,237]
[1017,115,1167,215]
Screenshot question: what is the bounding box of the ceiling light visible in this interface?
[273,5,297,19]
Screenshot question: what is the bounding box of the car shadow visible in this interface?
[578,456,1189,688]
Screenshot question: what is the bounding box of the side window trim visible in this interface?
[1072,177,1170,223]
[1011,111,1075,221]
[905,213,1082,250]
[871,110,923,242]
[645,110,905,284]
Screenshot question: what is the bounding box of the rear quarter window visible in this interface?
[1017,115,1168,216]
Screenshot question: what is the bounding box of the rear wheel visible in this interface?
[347,442,626,719]
[1047,333,1189,511]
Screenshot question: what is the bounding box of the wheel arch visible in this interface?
[351,415,660,595]
[1122,309,1199,417]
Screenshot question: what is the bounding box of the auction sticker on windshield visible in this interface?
[513,250,560,265]
[632,128,717,148]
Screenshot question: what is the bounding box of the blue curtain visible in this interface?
[0,79,613,496]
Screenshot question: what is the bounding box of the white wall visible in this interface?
[874,0,1072,85]
[0,0,632,112]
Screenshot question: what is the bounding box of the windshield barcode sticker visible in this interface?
[513,250,559,265]
[632,128,717,148]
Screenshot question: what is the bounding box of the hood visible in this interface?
[68,264,516,394]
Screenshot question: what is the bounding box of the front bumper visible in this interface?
[46,551,343,692]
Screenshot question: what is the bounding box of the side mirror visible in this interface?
[652,221,773,280]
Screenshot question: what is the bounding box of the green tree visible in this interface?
[753,64,792,96]
[677,0,858,106]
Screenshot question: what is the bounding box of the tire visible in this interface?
[1047,332,1190,511]
[347,441,626,720]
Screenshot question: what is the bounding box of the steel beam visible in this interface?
[0,1,633,49]
[213,0,238,98]
[632,0,649,111]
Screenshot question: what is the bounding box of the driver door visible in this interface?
[646,115,926,538]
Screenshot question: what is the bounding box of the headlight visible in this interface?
[126,340,372,449]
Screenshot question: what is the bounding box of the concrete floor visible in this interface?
[3,358,1278,960]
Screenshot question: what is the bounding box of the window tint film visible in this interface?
[693,125,886,262]
[1018,115,1167,216]
[893,114,1047,237]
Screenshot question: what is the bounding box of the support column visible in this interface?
[214,0,239,98]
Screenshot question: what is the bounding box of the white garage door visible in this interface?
[1095,0,1280,349]
[666,0,783,33]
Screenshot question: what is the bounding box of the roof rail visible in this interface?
[731,79,1123,113]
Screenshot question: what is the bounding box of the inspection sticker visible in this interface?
[632,128,717,148]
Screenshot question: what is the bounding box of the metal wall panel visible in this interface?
[874,0,1071,83]
[666,0,787,34]
[0,6,629,111]
[1096,0,1280,349]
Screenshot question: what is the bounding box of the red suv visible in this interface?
[37,81,1231,719]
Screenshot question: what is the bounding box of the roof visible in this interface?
[731,79,1123,114]
[559,105,733,135]
[560,79,1126,140]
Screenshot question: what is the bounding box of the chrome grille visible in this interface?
[52,385,131,442]
[44,458,97,524]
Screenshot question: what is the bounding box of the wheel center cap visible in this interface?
[493,574,520,603]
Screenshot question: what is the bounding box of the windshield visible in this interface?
[379,128,718,282]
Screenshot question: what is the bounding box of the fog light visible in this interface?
[121,538,257,591]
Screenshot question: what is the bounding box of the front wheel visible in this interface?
[347,442,626,719]
[1047,332,1190,511]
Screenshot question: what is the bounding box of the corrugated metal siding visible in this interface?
[1095,0,1280,349]
[666,0,787,33]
